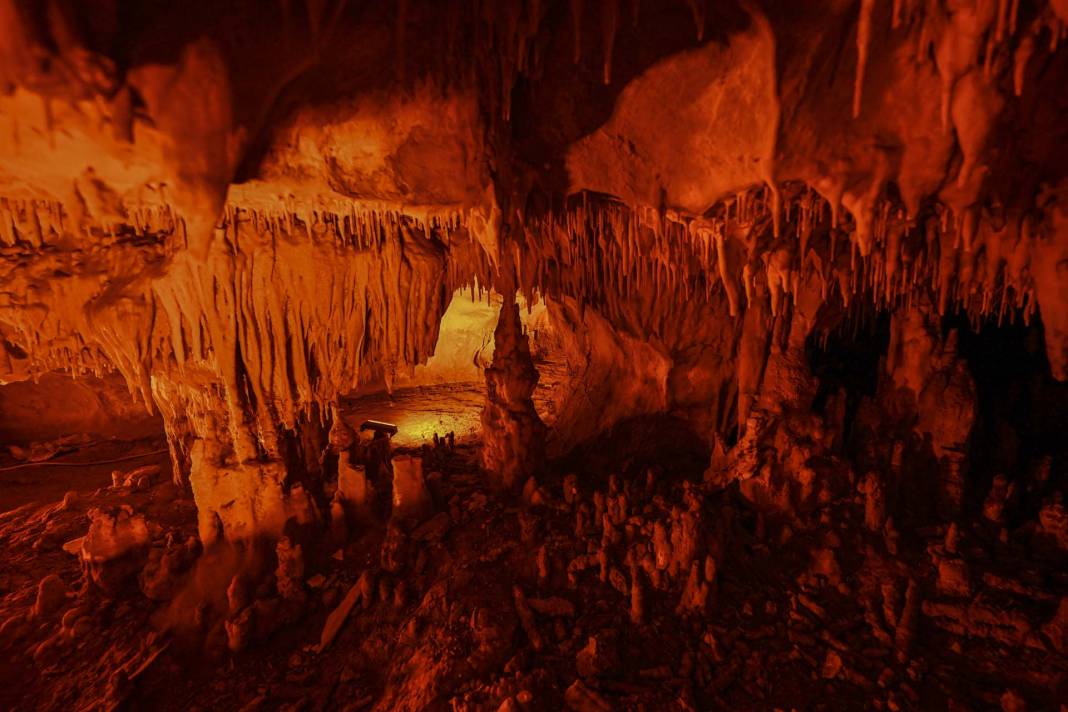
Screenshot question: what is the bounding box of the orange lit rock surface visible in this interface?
[0,1,1067,709]
[480,299,547,491]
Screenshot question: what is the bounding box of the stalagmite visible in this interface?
[629,561,645,624]
[860,472,886,532]
[79,507,152,596]
[275,537,305,602]
[982,474,1014,525]
[480,298,547,491]
[337,461,374,525]
[391,455,432,522]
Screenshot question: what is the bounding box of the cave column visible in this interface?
[1033,197,1068,381]
[887,303,976,519]
[152,372,330,545]
[185,411,327,546]
[480,297,547,492]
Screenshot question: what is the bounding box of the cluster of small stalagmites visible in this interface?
[300,435,450,660]
[288,439,529,705]
[499,469,728,709]
[842,504,1013,705]
[848,455,1068,705]
[558,473,717,620]
[513,461,942,707]
[221,464,437,657]
[221,535,313,655]
[83,498,195,596]
[703,365,1068,710]
[830,560,925,708]
[918,519,1050,656]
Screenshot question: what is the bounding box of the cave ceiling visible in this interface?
[1,0,1067,461]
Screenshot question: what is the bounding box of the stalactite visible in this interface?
[601,0,618,84]
[395,0,408,82]
[0,0,1065,575]
[686,0,706,41]
[1014,31,1035,95]
[571,0,584,63]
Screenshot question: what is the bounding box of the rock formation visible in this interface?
[481,299,547,490]
[0,0,1067,708]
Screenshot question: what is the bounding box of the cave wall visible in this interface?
[0,370,162,447]
[1,0,1067,539]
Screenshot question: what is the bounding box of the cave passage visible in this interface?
[2,1,1068,710]
[339,289,565,447]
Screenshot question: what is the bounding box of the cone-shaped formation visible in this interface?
[480,299,547,491]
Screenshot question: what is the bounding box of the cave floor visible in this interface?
[0,436,172,513]
[2,424,1066,711]
[339,354,567,447]
[340,384,487,448]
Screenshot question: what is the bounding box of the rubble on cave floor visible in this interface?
[0,444,196,711]
[2,421,1066,711]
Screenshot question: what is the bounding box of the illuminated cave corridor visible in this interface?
[339,290,565,448]
[2,1,1068,710]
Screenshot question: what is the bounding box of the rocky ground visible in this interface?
[1,414,1067,711]
[338,348,566,449]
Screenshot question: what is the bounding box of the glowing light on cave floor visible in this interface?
[341,289,564,447]
[340,382,485,447]
[340,357,565,448]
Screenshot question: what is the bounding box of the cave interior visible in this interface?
[1,0,1068,709]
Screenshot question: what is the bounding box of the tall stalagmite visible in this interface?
[480,298,546,491]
